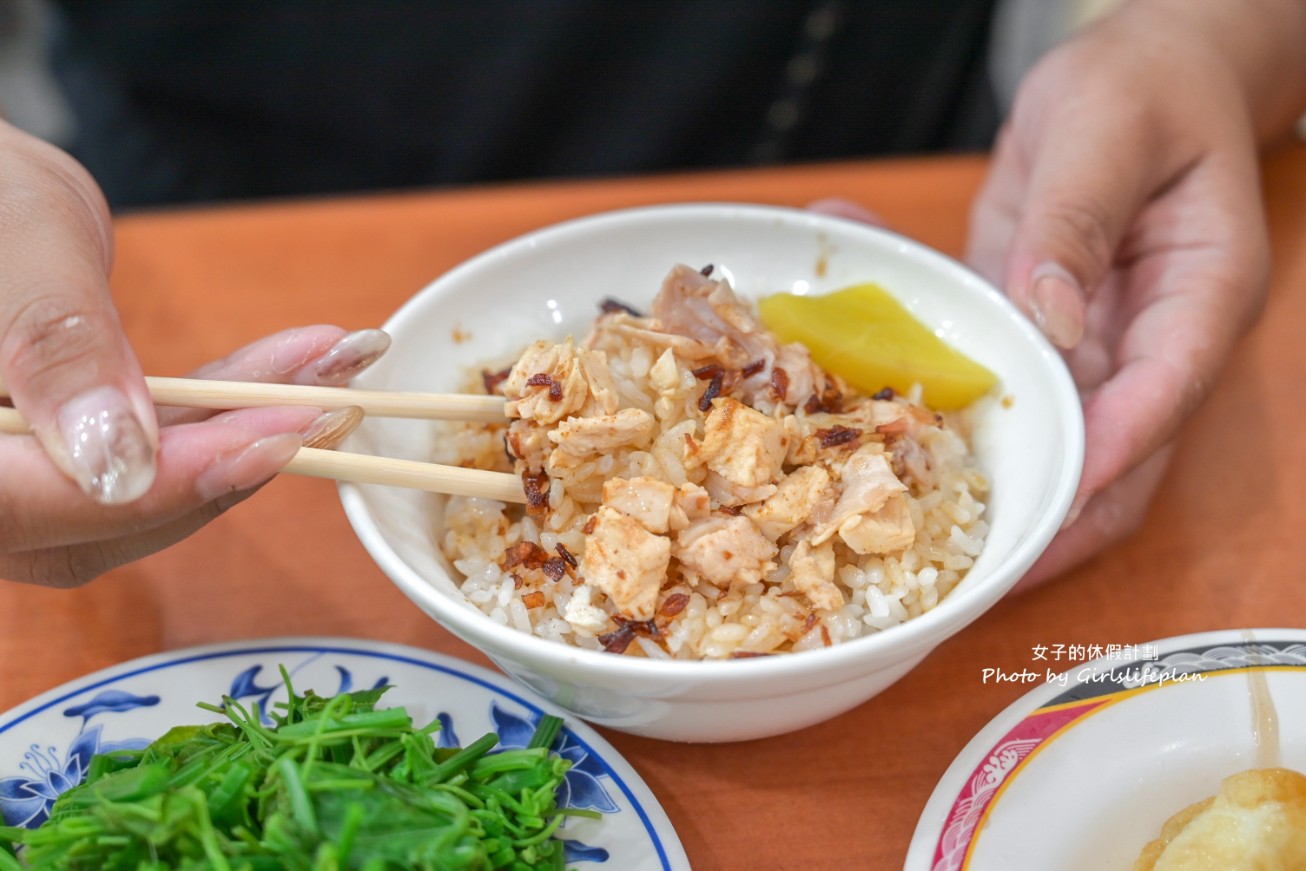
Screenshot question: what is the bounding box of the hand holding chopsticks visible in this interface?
[0,378,525,503]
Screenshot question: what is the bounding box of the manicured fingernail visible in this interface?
[57,386,156,504]
[1062,491,1091,529]
[1030,265,1084,349]
[294,329,391,385]
[300,406,364,450]
[196,432,301,501]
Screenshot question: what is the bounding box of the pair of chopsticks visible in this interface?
[0,378,527,503]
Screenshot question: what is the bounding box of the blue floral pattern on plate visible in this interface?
[0,687,160,829]
[0,638,687,870]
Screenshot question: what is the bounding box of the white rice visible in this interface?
[434,278,990,660]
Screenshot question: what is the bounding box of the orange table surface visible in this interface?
[3,144,1306,869]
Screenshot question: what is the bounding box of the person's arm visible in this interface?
[0,120,390,586]
[969,0,1306,586]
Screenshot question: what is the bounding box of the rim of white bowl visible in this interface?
[340,202,1084,683]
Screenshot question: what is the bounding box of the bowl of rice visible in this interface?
[340,203,1083,743]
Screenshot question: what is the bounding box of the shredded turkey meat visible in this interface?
[486,262,985,645]
[579,505,671,621]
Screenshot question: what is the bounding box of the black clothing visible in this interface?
[48,1,1000,209]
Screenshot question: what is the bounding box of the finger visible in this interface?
[6,487,259,588]
[208,404,361,449]
[965,124,1025,288]
[1058,274,1122,392]
[207,405,325,433]
[1013,445,1174,592]
[299,406,364,450]
[1076,286,1240,503]
[0,408,315,552]
[1000,107,1159,350]
[1079,154,1264,505]
[1062,334,1112,393]
[184,325,390,386]
[5,406,358,586]
[0,123,158,505]
[157,326,391,427]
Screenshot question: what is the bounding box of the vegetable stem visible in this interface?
[3,683,587,870]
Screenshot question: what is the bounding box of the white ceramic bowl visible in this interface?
[339,203,1083,743]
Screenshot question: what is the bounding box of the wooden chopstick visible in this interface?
[287,447,525,502]
[0,377,508,423]
[0,407,26,436]
[0,405,526,503]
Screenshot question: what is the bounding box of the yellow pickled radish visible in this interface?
[757,282,997,409]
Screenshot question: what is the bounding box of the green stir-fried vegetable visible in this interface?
[0,676,591,870]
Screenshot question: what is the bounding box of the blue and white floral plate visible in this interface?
[0,636,690,870]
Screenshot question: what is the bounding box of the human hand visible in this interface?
[2,321,391,587]
[0,121,390,586]
[967,1,1306,587]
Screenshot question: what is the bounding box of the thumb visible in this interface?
[1000,111,1153,350]
[0,123,158,504]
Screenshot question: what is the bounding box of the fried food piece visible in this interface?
[1134,768,1306,870]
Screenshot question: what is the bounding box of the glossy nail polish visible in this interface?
[57,385,156,504]
[195,432,302,501]
[300,406,364,450]
[294,329,391,386]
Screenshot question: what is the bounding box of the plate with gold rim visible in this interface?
[906,628,1306,870]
